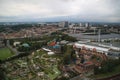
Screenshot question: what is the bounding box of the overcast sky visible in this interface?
[0,0,120,22]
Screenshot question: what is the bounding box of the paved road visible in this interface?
[6,40,20,54]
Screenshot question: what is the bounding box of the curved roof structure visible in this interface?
[74,43,109,54]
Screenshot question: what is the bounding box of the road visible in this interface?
[6,40,20,54]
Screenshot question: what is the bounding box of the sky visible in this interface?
[0,0,120,22]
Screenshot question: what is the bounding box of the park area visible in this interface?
[0,47,14,60]
[31,49,61,80]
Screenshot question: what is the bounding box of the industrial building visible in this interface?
[73,42,120,58]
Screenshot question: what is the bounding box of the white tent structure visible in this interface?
[74,43,109,55]
[42,48,51,52]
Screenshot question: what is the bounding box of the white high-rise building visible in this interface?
[58,21,69,27]
[79,23,83,27]
[85,23,89,27]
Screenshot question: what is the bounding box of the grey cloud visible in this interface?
[0,0,120,22]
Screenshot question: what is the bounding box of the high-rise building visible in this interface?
[79,23,83,27]
[85,23,89,27]
[58,21,69,27]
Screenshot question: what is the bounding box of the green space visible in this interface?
[31,49,61,80]
[90,65,120,79]
[37,50,46,56]
[39,51,61,80]
[0,47,14,60]
[48,65,61,80]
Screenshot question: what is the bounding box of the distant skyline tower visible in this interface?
[94,28,96,35]
[58,21,69,28]
[79,23,83,27]
[85,22,89,27]
[98,29,101,42]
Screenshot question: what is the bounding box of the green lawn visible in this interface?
[48,65,61,80]
[90,65,120,79]
[35,49,61,80]
[0,47,14,60]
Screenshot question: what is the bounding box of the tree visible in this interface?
[61,45,67,54]
[0,68,6,80]
[94,59,120,75]
[63,45,73,64]
[3,39,7,46]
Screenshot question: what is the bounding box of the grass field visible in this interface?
[0,47,14,60]
[48,65,61,80]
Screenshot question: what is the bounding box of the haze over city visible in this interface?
[0,0,120,22]
[0,0,120,80]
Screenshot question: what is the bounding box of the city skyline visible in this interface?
[0,0,120,22]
